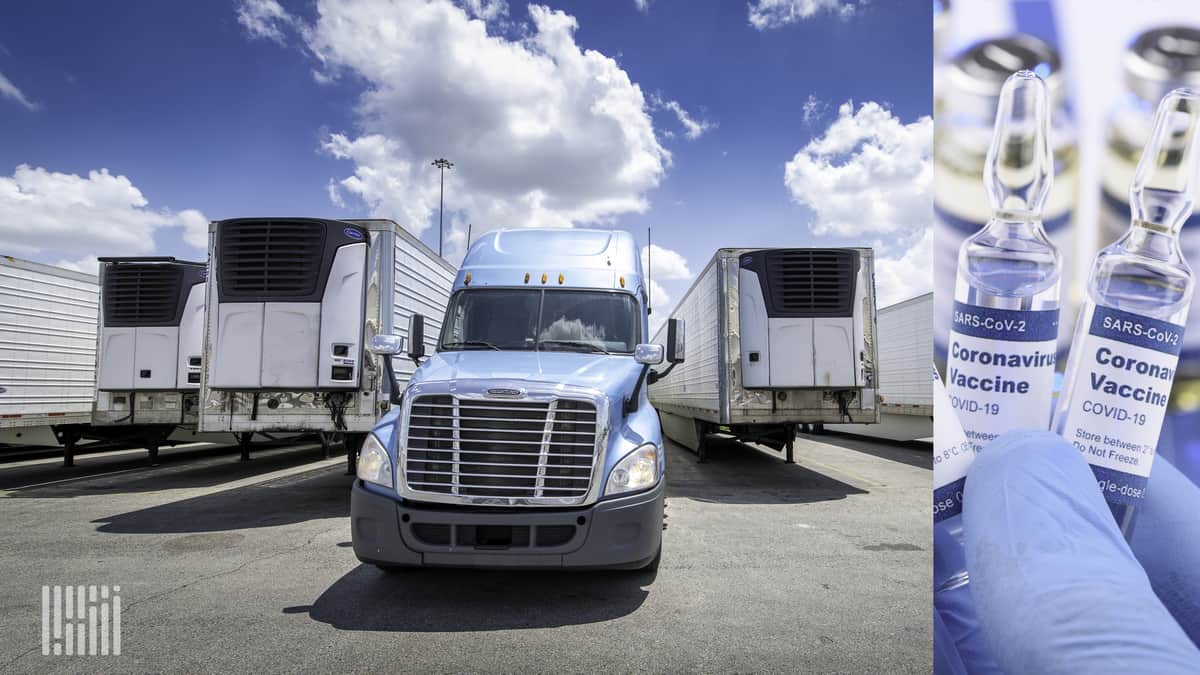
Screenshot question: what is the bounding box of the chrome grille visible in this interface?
[405,395,598,502]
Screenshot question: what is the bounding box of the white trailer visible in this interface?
[0,257,99,448]
[649,247,879,461]
[198,218,455,471]
[828,293,932,441]
[89,257,214,464]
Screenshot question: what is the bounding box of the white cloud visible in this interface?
[641,243,691,281]
[0,70,37,111]
[288,0,668,249]
[0,164,207,258]
[236,0,298,44]
[176,209,210,249]
[633,0,651,13]
[54,255,100,275]
[873,228,931,307]
[748,0,859,30]
[784,100,931,238]
[650,95,715,140]
[801,94,826,125]
[463,0,508,21]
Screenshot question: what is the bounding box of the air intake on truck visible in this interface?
[102,264,186,326]
[762,248,857,317]
[218,219,324,297]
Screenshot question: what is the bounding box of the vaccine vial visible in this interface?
[933,366,972,533]
[1101,27,1200,414]
[935,36,1078,371]
[933,366,971,593]
[1054,88,1200,538]
[944,70,1061,454]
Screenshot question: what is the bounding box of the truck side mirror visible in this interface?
[666,318,685,363]
[635,344,665,365]
[369,334,406,355]
[407,314,426,363]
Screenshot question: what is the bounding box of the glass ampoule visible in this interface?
[944,71,1061,456]
[933,366,972,593]
[934,36,1079,371]
[1054,88,1200,538]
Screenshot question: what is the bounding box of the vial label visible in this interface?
[945,301,1059,452]
[933,370,973,522]
[1058,306,1182,506]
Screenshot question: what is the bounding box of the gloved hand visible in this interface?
[958,430,1200,673]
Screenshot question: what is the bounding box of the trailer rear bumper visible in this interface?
[351,479,664,570]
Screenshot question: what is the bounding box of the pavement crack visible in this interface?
[125,529,329,612]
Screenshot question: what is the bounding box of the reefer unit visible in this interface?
[649,248,879,459]
[198,218,455,446]
[0,257,99,445]
[92,257,208,431]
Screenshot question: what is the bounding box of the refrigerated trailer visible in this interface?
[0,257,99,448]
[649,247,879,461]
[829,293,932,441]
[198,218,456,470]
[89,257,209,464]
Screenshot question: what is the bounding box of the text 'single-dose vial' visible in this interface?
[1054,88,1200,539]
[944,71,1061,454]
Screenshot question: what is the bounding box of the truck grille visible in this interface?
[765,249,857,317]
[404,395,598,503]
[102,264,184,327]
[218,220,324,297]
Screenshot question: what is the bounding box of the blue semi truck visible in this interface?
[351,228,683,571]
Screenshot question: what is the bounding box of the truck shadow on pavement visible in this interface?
[298,564,652,631]
[664,437,867,504]
[93,463,350,533]
[0,441,330,498]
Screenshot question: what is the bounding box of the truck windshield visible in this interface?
[439,289,639,354]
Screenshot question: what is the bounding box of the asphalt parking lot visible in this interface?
[0,431,931,673]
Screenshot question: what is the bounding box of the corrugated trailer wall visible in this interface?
[0,257,99,429]
[878,293,933,416]
[649,256,722,417]
[387,228,456,384]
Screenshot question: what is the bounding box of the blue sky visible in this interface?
[0,0,931,313]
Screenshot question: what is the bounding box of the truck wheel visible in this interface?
[812,423,825,435]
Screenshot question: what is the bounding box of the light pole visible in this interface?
[432,158,453,256]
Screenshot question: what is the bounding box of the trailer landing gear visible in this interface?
[785,424,797,464]
[54,426,84,468]
[345,433,366,476]
[237,432,254,461]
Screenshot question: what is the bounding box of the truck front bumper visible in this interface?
[351,479,664,570]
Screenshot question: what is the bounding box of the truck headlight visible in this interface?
[356,434,394,488]
[604,443,659,496]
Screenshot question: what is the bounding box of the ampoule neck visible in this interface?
[981,211,1050,240]
[1118,221,1184,263]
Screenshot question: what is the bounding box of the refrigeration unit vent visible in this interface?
[763,249,857,317]
[102,264,185,327]
[218,220,324,297]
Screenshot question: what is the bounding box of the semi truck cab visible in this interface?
[351,228,683,570]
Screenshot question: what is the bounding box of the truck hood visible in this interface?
[409,350,645,403]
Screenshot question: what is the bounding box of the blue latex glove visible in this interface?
[960,430,1200,673]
